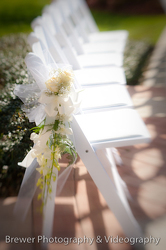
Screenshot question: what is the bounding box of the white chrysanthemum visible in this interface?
[45,76,60,93]
[56,124,73,135]
[45,69,74,94]
[30,132,40,143]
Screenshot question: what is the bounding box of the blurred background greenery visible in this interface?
[0,0,165,44]
[0,0,51,35]
[92,11,166,45]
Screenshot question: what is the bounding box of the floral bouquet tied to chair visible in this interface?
[14,53,80,217]
[30,67,78,210]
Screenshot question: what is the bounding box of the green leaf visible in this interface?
[53,120,59,131]
[30,120,45,134]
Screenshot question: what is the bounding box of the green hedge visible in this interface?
[0,34,34,196]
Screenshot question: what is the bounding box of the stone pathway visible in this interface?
[46,28,166,250]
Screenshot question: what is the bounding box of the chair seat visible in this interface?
[80,84,132,112]
[82,41,126,54]
[74,108,150,149]
[89,30,129,43]
[77,53,124,68]
[74,66,126,86]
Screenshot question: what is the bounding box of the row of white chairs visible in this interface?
[21,0,150,245]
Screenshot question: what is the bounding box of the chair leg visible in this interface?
[72,116,143,241]
[96,148,132,209]
[42,168,59,249]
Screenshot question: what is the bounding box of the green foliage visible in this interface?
[53,120,60,131]
[0,34,34,196]
[0,0,165,44]
[124,40,153,85]
[31,121,45,134]
[92,11,166,45]
[0,0,51,22]
[0,0,51,36]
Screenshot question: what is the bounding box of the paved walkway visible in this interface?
[0,28,166,250]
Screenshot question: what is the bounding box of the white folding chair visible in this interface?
[23,52,150,244]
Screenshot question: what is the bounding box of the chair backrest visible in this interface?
[50,0,96,34]
[28,38,82,91]
[62,0,96,42]
[44,1,86,54]
[30,21,128,84]
[78,0,100,32]
[31,18,83,70]
[44,1,128,54]
[66,0,99,33]
[42,22,83,69]
[31,20,84,69]
[57,0,91,43]
[55,0,129,43]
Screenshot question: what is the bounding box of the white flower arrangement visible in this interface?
[20,68,78,212]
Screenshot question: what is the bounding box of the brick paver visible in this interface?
[44,31,166,250]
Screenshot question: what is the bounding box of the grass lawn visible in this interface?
[0,0,165,44]
[92,11,166,45]
[0,0,51,36]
